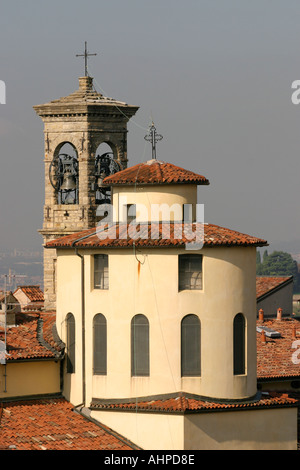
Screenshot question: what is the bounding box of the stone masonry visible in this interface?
[34,76,139,310]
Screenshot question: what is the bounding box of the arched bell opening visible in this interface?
[93,142,122,206]
[50,142,79,205]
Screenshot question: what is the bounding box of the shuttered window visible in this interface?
[93,314,107,375]
[66,313,75,374]
[94,254,109,290]
[131,314,149,376]
[179,255,202,291]
[233,313,246,375]
[181,314,201,376]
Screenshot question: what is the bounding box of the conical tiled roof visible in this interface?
[103,159,210,186]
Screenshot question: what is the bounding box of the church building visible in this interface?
[34,69,298,450]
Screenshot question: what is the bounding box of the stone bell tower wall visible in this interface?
[34,76,139,310]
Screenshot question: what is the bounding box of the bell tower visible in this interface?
[34,74,139,310]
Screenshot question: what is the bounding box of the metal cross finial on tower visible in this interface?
[144,122,163,160]
[76,41,97,77]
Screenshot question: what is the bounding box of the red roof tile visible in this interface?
[14,286,44,303]
[0,398,138,450]
[0,312,63,362]
[256,276,293,300]
[45,222,268,249]
[257,317,300,379]
[103,159,210,186]
[91,391,297,413]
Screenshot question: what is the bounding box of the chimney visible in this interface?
[292,325,297,339]
[277,308,283,320]
[261,330,266,343]
[258,309,264,322]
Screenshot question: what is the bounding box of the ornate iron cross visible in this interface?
[144,122,163,160]
[76,41,97,77]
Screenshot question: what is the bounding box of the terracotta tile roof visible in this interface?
[0,398,138,450]
[257,317,300,380]
[14,286,44,303]
[103,159,210,186]
[0,312,64,362]
[45,222,268,249]
[91,391,297,414]
[256,276,293,300]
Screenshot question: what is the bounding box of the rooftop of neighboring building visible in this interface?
[14,285,44,303]
[0,397,139,450]
[0,311,63,362]
[256,276,293,301]
[256,314,300,381]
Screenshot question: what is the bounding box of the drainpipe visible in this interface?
[70,225,107,410]
[74,248,86,408]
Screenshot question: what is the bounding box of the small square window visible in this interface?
[126,204,136,223]
[94,254,109,290]
[179,254,202,291]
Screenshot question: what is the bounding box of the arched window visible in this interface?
[131,314,149,377]
[233,313,246,375]
[93,314,107,375]
[66,313,75,374]
[181,314,201,376]
[94,142,120,205]
[50,142,79,205]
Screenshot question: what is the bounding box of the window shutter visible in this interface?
[181,314,201,376]
[233,313,245,375]
[93,314,107,375]
[131,314,149,376]
[66,313,75,374]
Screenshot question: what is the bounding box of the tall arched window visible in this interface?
[131,314,149,377]
[233,313,246,375]
[50,142,79,205]
[66,313,75,374]
[93,314,107,375]
[181,314,201,376]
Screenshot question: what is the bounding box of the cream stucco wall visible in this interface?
[56,244,257,405]
[257,282,293,317]
[111,184,198,222]
[0,361,61,399]
[90,406,297,450]
[185,407,297,450]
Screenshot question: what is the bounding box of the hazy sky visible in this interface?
[0,0,300,254]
